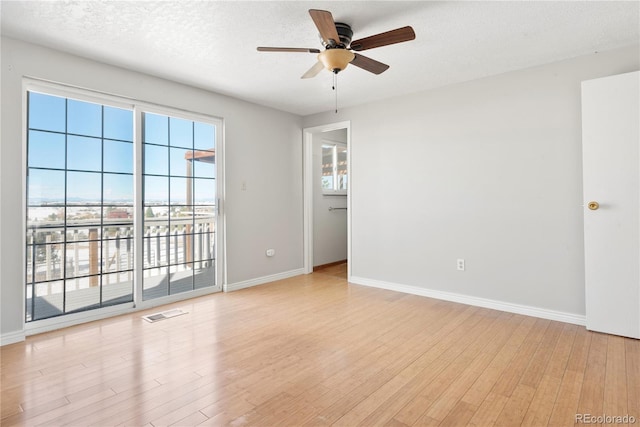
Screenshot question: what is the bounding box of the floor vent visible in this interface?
[142,308,188,323]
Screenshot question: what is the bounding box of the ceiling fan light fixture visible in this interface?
[318,49,355,73]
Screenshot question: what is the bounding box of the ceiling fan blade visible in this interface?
[350,53,390,75]
[309,9,340,46]
[257,47,321,53]
[301,61,325,79]
[349,26,416,51]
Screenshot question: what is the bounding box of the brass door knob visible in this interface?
[588,201,599,210]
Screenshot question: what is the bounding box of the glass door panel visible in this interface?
[142,113,217,301]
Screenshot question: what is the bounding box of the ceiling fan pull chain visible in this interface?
[333,71,338,113]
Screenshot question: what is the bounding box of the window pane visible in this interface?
[104,140,133,173]
[67,136,102,171]
[144,205,168,221]
[143,267,169,300]
[194,265,215,290]
[144,144,168,175]
[169,117,192,148]
[32,281,64,320]
[104,106,133,142]
[102,238,134,274]
[27,207,65,240]
[104,173,133,204]
[337,146,348,191]
[194,178,215,205]
[65,241,100,279]
[33,244,65,281]
[192,230,214,262]
[144,176,168,205]
[66,280,101,313]
[28,169,65,205]
[170,177,188,205]
[29,92,65,132]
[103,206,134,228]
[322,145,334,190]
[66,207,101,227]
[194,122,215,150]
[67,171,101,202]
[102,237,133,273]
[194,206,215,222]
[144,113,168,145]
[68,99,102,137]
[168,227,189,265]
[144,223,170,269]
[169,147,189,176]
[170,206,191,221]
[193,157,215,178]
[102,273,133,306]
[169,265,193,295]
[338,175,348,191]
[144,224,170,267]
[28,131,65,169]
[65,225,101,243]
[321,176,333,190]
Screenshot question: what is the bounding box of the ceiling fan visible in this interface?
[257,9,416,79]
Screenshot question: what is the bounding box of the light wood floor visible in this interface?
[2,263,638,426]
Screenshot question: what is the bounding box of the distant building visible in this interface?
[107,209,132,219]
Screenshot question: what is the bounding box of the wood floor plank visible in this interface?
[332,308,499,426]
[460,315,535,407]
[493,382,536,426]
[2,264,638,426]
[576,332,608,417]
[520,374,561,426]
[547,326,593,426]
[490,318,551,398]
[468,392,509,426]
[603,335,628,418]
[547,369,584,426]
[356,312,520,427]
[625,339,640,423]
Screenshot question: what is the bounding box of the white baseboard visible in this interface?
[25,303,136,337]
[349,276,586,326]
[1,330,26,346]
[225,268,305,292]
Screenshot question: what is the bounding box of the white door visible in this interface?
[582,71,639,339]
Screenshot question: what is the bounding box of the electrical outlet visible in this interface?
[457,259,465,271]
[266,249,275,257]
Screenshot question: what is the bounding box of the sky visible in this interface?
[27,92,216,206]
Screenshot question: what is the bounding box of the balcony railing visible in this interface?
[26,214,215,320]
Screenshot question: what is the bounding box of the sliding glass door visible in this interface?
[25,85,223,323]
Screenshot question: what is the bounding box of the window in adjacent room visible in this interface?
[321,142,347,195]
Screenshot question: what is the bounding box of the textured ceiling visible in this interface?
[1,1,639,116]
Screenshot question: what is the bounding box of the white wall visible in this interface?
[313,129,347,267]
[303,45,639,320]
[1,38,303,341]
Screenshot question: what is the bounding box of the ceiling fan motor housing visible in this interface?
[331,22,353,48]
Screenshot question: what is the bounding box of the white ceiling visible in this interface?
[1,1,638,116]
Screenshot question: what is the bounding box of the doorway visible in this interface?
[303,121,351,278]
